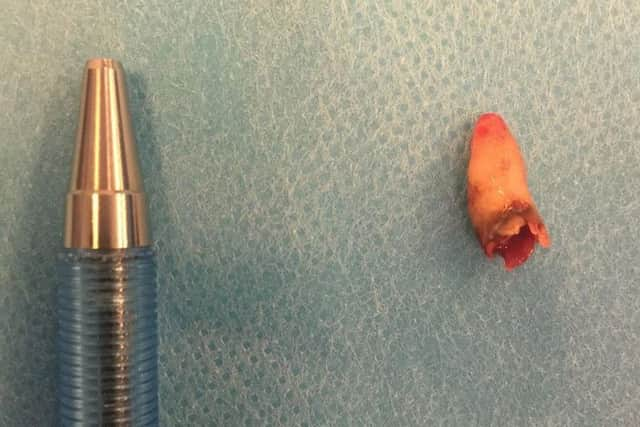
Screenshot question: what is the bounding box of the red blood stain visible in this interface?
[473,113,508,141]
[494,225,536,270]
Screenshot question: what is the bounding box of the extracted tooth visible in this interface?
[467,113,550,270]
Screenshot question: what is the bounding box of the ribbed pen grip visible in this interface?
[56,247,158,426]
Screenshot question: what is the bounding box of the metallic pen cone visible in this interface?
[64,58,150,249]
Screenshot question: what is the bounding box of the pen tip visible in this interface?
[85,57,122,70]
[64,59,150,249]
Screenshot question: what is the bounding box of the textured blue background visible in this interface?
[1,1,640,425]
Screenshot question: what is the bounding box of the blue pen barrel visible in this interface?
[56,247,158,426]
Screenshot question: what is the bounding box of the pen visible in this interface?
[57,59,158,426]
